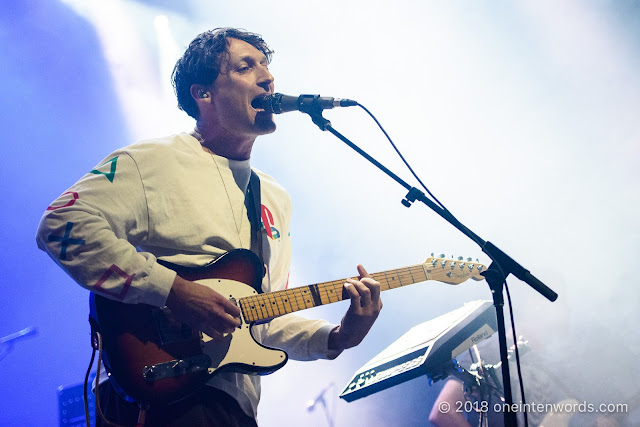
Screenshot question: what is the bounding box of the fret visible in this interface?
[266,292,282,317]
[331,280,345,302]
[276,290,293,314]
[328,282,342,303]
[318,282,331,305]
[251,295,264,321]
[395,269,403,288]
[267,293,280,317]
[369,265,422,290]
[297,287,315,309]
[378,272,393,289]
[382,270,392,290]
[319,282,335,304]
[382,268,401,289]
[282,289,295,315]
[411,265,427,283]
[248,295,264,321]
[314,265,428,298]
[242,295,259,323]
[239,299,250,322]
[291,288,303,312]
[308,284,322,307]
[260,294,275,319]
[290,288,303,309]
[408,266,416,284]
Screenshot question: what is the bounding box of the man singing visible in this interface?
[36,27,382,426]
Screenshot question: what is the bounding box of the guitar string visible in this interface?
[255,265,424,320]
[244,262,475,321]
[244,257,484,321]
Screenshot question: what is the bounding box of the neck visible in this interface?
[194,123,255,161]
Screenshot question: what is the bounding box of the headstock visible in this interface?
[422,254,486,285]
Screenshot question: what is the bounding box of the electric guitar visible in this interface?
[92,249,485,404]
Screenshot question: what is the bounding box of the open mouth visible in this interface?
[251,95,271,113]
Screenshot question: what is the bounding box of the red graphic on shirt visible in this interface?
[93,264,135,301]
[47,192,79,210]
[261,204,275,239]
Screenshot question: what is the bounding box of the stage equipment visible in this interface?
[340,300,497,402]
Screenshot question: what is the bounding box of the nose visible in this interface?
[257,65,274,92]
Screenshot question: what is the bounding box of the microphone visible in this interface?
[304,382,334,412]
[252,93,357,114]
[0,327,38,345]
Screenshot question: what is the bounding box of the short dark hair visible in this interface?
[171,27,274,120]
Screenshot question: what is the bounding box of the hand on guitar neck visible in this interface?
[166,275,242,341]
[328,265,383,351]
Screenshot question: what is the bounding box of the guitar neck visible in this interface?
[240,264,429,323]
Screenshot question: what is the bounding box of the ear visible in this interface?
[190,84,210,101]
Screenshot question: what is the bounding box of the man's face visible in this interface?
[207,38,276,138]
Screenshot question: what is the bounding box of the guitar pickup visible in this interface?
[142,354,212,382]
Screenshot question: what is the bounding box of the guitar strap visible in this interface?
[247,170,265,279]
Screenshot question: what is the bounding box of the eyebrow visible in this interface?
[235,54,268,65]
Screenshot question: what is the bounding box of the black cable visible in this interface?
[354,103,488,251]
[92,332,124,427]
[488,260,529,427]
[355,103,450,213]
[84,342,97,427]
[505,282,528,427]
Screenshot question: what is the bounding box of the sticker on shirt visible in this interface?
[89,156,119,183]
[47,191,79,210]
[47,221,85,260]
[93,264,135,301]
[260,204,281,240]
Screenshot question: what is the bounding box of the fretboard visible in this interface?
[239,264,428,323]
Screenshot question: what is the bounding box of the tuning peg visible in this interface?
[439,253,445,258]
[430,252,435,257]
[457,256,463,261]
[467,257,472,262]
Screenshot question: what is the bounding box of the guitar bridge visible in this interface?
[142,354,212,382]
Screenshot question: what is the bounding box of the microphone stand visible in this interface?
[306,383,336,427]
[0,327,38,362]
[302,108,558,427]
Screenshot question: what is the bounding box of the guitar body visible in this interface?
[91,249,287,404]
